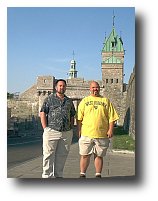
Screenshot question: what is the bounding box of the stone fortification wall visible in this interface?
[7,107,11,129]
[66,78,103,98]
[116,94,126,127]
[102,83,124,126]
[7,99,39,119]
[19,84,38,101]
[8,76,125,126]
[8,84,39,120]
[123,67,135,139]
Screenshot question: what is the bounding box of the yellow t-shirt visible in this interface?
[77,95,119,138]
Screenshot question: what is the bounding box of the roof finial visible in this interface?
[105,31,106,39]
[72,50,75,60]
[112,10,115,27]
[103,32,106,45]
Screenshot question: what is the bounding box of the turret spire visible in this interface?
[112,10,115,27]
[72,50,75,60]
[68,51,78,79]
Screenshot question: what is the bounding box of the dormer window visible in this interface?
[111,42,115,48]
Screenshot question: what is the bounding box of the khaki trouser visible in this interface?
[79,136,110,157]
[42,127,73,178]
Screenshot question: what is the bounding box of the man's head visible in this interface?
[90,81,100,97]
[55,79,67,95]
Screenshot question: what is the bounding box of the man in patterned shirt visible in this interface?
[40,79,76,178]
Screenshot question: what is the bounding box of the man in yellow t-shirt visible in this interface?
[77,81,119,178]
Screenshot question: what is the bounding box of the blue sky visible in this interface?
[7,7,135,93]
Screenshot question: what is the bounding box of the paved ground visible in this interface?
[7,142,135,179]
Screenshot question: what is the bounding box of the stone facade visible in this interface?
[7,99,39,119]
[123,67,135,139]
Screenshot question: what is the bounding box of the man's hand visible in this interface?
[40,112,47,129]
[107,121,114,138]
[107,129,113,138]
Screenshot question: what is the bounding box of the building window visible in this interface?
[43,79,46,83]
[111,42,115,48]
[111,79,113,84]
[106,79,108,83]
[116,79,118,83]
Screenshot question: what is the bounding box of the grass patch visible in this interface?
[112,126,135,151]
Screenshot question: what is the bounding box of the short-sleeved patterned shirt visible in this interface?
[40,94,76,131]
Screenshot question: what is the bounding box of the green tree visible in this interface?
[7,92,14,99]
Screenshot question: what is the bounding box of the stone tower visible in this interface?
[37,75,55,114]
[101,14,125,124]
[68,51,78,79]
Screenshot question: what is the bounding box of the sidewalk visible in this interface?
[7,142,135,179]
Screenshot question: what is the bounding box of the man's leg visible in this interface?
[94,154,103,177]
[93,138,109,178]
[79,136,93,177]
[54,138,69,178]
[42,137,58,178]
[54,129,73,178]
[80,154,91,176]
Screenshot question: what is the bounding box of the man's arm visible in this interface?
[40,112,47,129]
[77,120,82,138]
[70,116,74,129]
[107,121,114,138]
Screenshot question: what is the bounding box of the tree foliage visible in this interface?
[7,92,14,99]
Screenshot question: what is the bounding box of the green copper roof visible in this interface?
[103,55,122,64]
[102,27,124,52]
